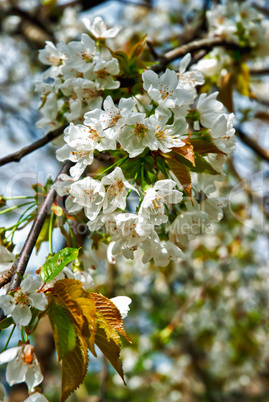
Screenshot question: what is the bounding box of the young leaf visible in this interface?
[0,316,14,330]
[129,34,147,59]
[47,296,76,361]
[40,247,80,282]
[193,154,219,175]
[54,279,97,356]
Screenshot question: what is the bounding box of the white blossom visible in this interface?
[0,345,43,392]
[0,275,47,326]
[84,95,136,140]
[142,69,188,109]
[85,58,120,90]
[38,41,67,79]
[64,33,97,73]
[0,245,14,275]
[110,296,132,319]
[139,180,182,225]
[24,392,49,402]
[69,177,105,220]
[56,122,114,179]
[196,92,224,129]
[101,167,139,214]
[53,173,82,213]
[178,53,204,91]
[142,232,184,267]
[118,113,156,157]
[210,113,236,154]
[83,16,121,39]
[149,107,188,153]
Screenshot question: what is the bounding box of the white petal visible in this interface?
[0,347,20,365]
[110,296,132,319]
[24,393,49,402]
[25,362,43,392]
[6,356,27,386]
[12,305,32,326]
[179,53,191,74]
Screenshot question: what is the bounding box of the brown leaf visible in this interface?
[95,326,126,384]
[60,333,88,402]
[54,279,97,356]
[75,296,97,357]
[164,156,193,201]
[189,139,225,155]
[173,141,195,166]
[93,293,130,342]
[53,280,84,329]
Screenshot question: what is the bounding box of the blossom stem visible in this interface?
[67,221,77,248]
[93,156,129,180]
[0,201,36,216]
[49,211,55,254]
[7,203,37,242]
[21,326,26,343]
[2,324,16,352]
[4,196,35,201]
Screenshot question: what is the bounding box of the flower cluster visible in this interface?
[207,1,268,51]
[48,44,236,266]
[36,17,120,132]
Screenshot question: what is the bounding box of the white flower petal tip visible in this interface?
[110,296,132,319]
[24,392,49,402]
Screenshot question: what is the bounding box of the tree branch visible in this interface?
[0,161,73,322]
[0,125,66,167]
[249,68,269,75]
[235,127,269,163]
[151,37,250,72]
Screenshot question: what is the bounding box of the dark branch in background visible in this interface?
[184,335,219,402]
[236,127,269,163]
[249,68,269,75]
[0,125,67,167]
[152,37,251,72]
[10,7,54,40]
[0,161,73,322]
[253,2,269,17]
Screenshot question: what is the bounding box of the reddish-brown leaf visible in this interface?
[93,293,130,342]
[173,142,195,166]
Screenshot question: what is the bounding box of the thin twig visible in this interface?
[0,161,73,322]
[151,37,250,72]
[0,125,66,167]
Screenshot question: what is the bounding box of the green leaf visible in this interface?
[47,296,76,361]
[60,333,88,402]
[40,247,80,282]
[193,154,219,175]
[0,316,14,330]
